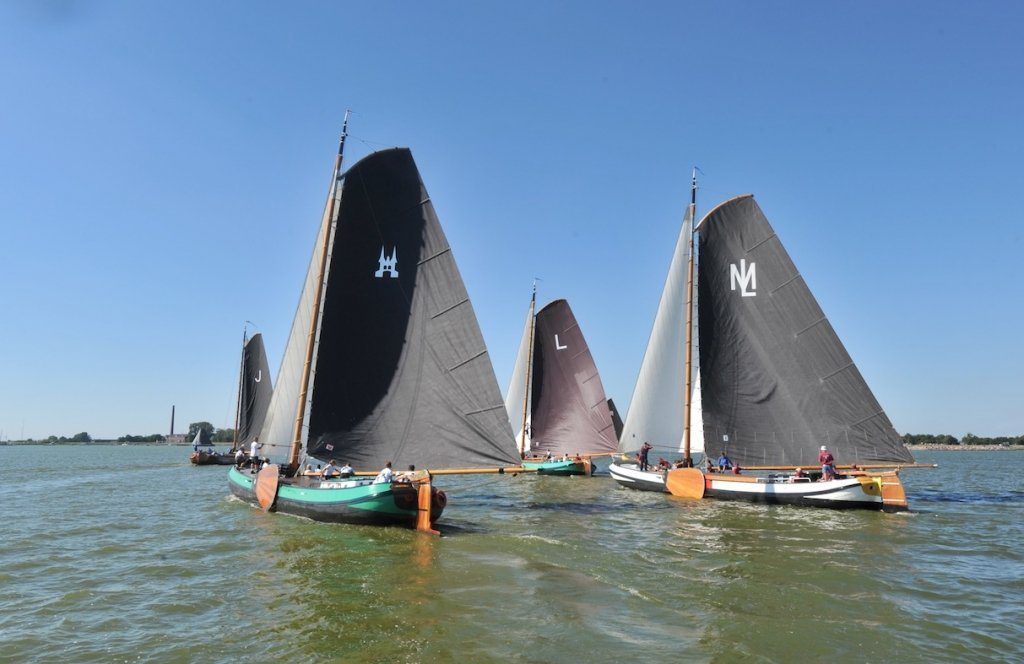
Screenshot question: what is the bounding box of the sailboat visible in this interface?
[609,171,703,492]
[505,289,618,475]
[613,171,923,510]
[664,193,919,510]
[228,118,522,530]
[190,331,272,465]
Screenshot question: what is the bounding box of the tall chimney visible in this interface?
[170,405,175,436]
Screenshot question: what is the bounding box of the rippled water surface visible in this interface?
[1,446,1021,662]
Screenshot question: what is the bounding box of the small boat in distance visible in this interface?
[229,117,523,530]
[191,330,272,466]
[505,288,618,475]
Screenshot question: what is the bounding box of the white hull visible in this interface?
[608,462,667,493]
[666,469,908,511]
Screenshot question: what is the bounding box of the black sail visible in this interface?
[237,333,272,446]
[696,195,913,467]
[607,398,624,440]
[529,300,618,455]
[305,148,520,469]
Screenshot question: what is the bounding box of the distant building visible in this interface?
[166,434,187,444]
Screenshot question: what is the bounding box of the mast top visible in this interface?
[690,167,699,207]
[336,109,352,171]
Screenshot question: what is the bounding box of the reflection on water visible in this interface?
[0,447,1021,662]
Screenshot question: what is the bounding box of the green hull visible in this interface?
[227,467,445,527]
[521,459,589,476]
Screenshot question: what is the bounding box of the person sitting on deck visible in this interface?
[394,464,417,484]
[657,457,670,470]
[818,446,836,482]
[373,461,394,484]
[234,448,244,467]
[731,463,742,475]
[790,467,806,482]
[339,462,354,478]
[321,459,339,479]
[717,451,733,472]
[545,450,553,461]
[705,458,715,473]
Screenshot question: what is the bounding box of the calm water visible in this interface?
[1,446,1021,663]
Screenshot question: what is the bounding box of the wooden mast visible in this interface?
[518,280,537,457]
[682,168,697,465]
[230,324,248,453]
[288,110,351,470]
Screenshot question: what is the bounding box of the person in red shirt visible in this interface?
[818,445,836,481]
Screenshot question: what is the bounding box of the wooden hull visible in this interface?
[665,468,909,512]
[190,451,236,466]
[608,462,668,493]
[522,458,591,476]
[227,467,446,526]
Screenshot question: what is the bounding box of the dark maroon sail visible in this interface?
[529,300,618,455]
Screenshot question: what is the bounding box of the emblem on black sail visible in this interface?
[375,246,399,278]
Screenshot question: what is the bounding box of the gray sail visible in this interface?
[257,197,334,463]
[504,296,535,453]
[304,148,520,469]
[237,333,272,446]
[192,428,212,446]
[619,203,697,454]
[696,195,913,466]
[529,300,618,455]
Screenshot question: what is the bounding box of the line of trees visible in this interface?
[186,421,235,443]
[19,421,236,444]
[902,433,1024,446]
[117,434,166,443]
[26,432,95,443]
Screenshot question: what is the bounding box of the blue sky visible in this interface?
[1,1,1021,440]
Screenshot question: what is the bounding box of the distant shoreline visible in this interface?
[0,441,195,447]
[907,444,1024,451]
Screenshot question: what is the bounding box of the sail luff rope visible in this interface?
[682,168,698,463]
[519,282,537,456]
[289,111,350,469]
[230,326,247,452]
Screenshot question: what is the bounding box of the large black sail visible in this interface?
[696,195,912,466]
[529,300,618,455]
[236,333,272,446]
[305,148,520,469]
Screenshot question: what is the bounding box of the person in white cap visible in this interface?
[818,445,836,481]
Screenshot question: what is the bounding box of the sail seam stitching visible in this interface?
[447,349,487,372]
[794,317,827,337]
[464,404,506,416]
[770,273,802,294]
[418,247,452,265]
[431,298,469,319]
[820,362,855,381]
[850,410,886,427]
[744,233,777,253]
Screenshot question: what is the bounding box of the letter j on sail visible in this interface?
[730,259,756,297]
